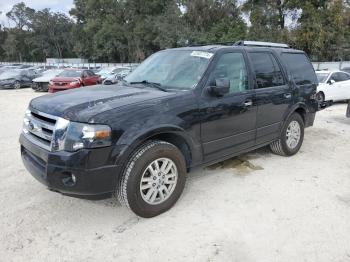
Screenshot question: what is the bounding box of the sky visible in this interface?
[0,0,73,26]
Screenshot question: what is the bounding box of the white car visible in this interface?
[32,69,64,92]
[316,70,350,102]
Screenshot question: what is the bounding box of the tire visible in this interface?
[31,82,38,91]
[270,113,305,156]
[13,81,21,89]
[316,92,325,103]
[117,140,187,218]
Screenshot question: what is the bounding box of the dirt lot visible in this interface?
[1,88,350,262]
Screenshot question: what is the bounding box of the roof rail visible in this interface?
[234,40,290,48]
[188,42,236,47]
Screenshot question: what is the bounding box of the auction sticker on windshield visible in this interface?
[190,51,213,59]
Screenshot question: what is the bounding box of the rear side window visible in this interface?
[249,52,285,89]
[281,53,317,85]
[87,70,95,76]
[337,72,350,81]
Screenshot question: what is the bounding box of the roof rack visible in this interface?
[188,42,236,47]
[234,40,290,48]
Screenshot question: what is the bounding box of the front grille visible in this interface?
[37,82,49,91]
[23,110,58,151]
[54,82,68,86]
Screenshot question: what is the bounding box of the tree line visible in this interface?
[0,0,349,63]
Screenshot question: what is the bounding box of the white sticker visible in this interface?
[190,51,213,59]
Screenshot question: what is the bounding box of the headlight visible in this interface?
[69,81,80,86]
[52,120,112,152]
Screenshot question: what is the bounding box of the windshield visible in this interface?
[112,68,129,74]
[58,70,82,78]
[316,72,329,83]
[42,69,63,77]
[0,69,21,78]
[97,68,115,75]
[124,50,213,90]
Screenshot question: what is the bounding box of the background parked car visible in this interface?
[48,69,101,93]
[0,69,38,89]
[103,67,133,85]
[341,67,350,74]
[32,69,64,92]
[316,70,350,102]
[96,66,126,81]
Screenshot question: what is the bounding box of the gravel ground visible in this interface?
[1,88,350,262]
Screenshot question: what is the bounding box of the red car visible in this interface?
[48,69,101,93]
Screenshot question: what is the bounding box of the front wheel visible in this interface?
[270,113,305,156]
[316,92,325,103]
[117,140,187,218]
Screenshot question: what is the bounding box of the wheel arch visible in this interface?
[284,103,308,125]
[116,126,196,171]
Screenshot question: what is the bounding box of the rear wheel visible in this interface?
[270,113,304,156]
[117,140,187,218]
[13,81,21,89]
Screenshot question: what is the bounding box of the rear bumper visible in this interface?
[19,133,125,197]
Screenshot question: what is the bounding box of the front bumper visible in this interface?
[48,85,79,93]
[20,133,125,197]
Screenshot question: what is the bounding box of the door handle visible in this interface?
[284,93,292,99]
[244,100,253,107]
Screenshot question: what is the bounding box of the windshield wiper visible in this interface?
[130,80,167,92]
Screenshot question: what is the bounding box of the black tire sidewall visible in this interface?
[280,113,305,156]
[317,92,325,103]
[126,143,187,218]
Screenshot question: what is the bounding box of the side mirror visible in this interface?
[328,79,335,85]
[209,78,230,97]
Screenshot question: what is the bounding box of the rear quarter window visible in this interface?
[281,53,317,86]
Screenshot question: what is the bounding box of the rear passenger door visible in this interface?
[247,51,292,145]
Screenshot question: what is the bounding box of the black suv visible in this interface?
[20,41,319,217]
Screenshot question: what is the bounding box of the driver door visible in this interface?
[199,51,257,163]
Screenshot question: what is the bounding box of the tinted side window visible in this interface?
[249,52,285,89]
[338,72,350,81]
[208,52,248,94]
[87,70,95,76]
[281,53,317,85]
[330,73,342,82]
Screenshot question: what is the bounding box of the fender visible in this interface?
[114,125,202,168]
[282,102,308,124]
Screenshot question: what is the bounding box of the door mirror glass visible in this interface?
[209,78,230,96]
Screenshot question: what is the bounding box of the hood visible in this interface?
[33,75,53,83]
[29,85,173,122]
[51,76,81,82]
[33,73,60,83]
